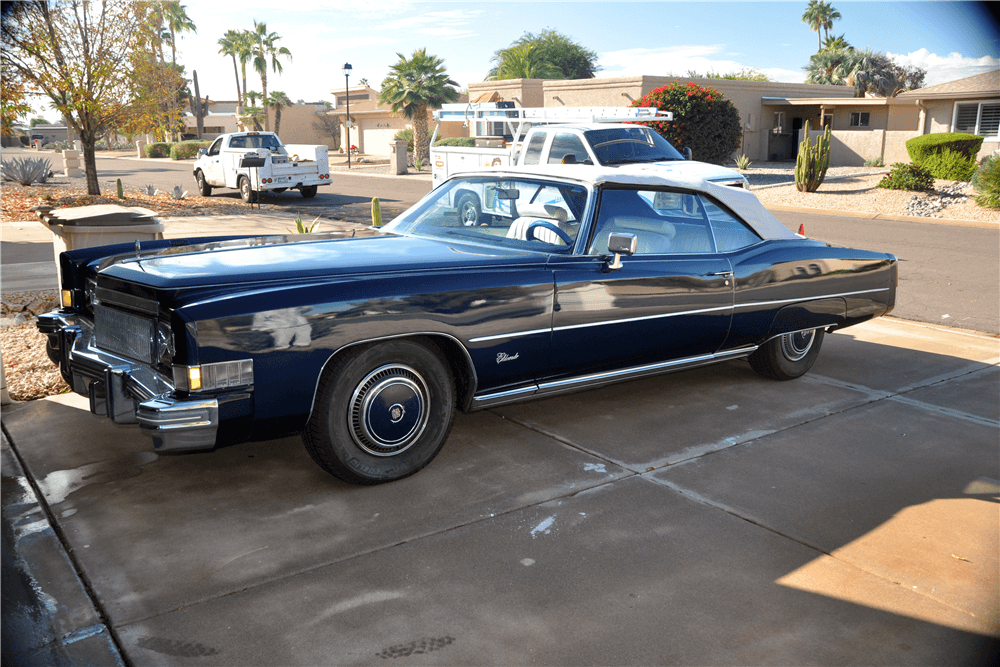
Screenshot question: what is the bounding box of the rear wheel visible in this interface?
[748,329,824,380]
[238,176,257,203]
[300,185,318,198]
[302,340,456,485]
[195,170,212,196]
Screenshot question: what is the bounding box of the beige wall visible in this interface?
[266,104,336,145]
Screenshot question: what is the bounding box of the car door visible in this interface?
[546,187,735,382]
[201,137,225,185]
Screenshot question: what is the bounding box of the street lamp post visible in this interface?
[343,63,352,169]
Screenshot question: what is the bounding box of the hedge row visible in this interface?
[144,140,211,159]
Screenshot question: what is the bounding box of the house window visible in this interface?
[850,112,870,127]
[822,114,833,129]
[953,101,1000,138]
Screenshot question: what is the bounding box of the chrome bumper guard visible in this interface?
[38,311,222,452]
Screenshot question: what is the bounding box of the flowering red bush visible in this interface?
[630,81,741,165]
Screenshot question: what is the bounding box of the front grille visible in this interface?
[95,305,155,364]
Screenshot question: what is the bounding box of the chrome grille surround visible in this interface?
[95,305,155,364]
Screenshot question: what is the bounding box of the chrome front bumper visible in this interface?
[38,311,224,452]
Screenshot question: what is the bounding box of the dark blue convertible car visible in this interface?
[39,166,897,484]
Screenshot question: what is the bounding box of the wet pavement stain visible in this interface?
[377,636,455,660]
[37,451,160,505]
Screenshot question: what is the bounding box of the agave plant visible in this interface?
[1,157,53,185]
[735,154,752,170]
[143,184,156,196]
[170,186,188,200]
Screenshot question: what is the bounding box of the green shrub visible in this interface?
[145,142,171,158]
[433,136,475,147]
[630,80,741,165]
[906,132,983,163]
[394,128,414,152]
[18,135,29,147]
[877,162,934,191]
[920,148,977,181]
[972,155,1000,209]
[863,156,884,167]
[170,140,210,160]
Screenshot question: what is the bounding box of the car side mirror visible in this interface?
[198,148,208,156]
[683,147,693,160]
[607,232,637,270]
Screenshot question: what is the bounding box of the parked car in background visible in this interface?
[39,165,897,485]
[192,131,331,203]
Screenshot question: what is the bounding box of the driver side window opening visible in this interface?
[208,138,223,156]
[522,133,547,165]
[547,133,589,165]
[588,189,761,255]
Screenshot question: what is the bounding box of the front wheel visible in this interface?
[195,170,212,196]
[456,192,481,226]
[748,329,824,381]
[300,185,318,198]
[238,176,256,203]
[302,340,456,485]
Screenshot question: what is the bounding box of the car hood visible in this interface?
[639,160,746,184]
[99,233,542,290]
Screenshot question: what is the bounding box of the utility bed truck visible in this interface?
[430,105,747,226]
[193,132,332,203]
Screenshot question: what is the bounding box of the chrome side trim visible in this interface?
[471,346,756,409]
[466,287,890,343]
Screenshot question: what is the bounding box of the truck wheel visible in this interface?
[300,185,318,199]
[302,340,456,485]
[456,192,481,226]
[748,329,824,381]
[238,176,257,203]
[195,170,212,196]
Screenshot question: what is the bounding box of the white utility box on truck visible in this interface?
[429,104,747,226]
[193,132,332,203]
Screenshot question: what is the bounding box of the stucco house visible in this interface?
[466,70,1000,167]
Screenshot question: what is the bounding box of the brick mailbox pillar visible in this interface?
[62,149,82,178]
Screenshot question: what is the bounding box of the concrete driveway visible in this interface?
[3,317,997,665]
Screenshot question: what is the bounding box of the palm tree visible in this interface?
[801,0,825,52]
[819,3,841,42]
[378,48,460,162]
[487,43,561,80]
[265,90,292,135]
[248,21,291,131]
[846,48,903,97]
[244,90,261,107]
[218,30,244,112]
[163,2,196,65]
[804,47,852,85]
[144,3,167,63]
[821,34,851,52]
[241,105,265,131]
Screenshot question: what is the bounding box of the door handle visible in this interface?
[707,270,733,285]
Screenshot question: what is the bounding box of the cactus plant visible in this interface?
[795,119,832,192]
[116,178,124,199]
[1,157,53,185]
[371,197,382,227]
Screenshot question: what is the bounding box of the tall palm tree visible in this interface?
[378,48,460,162]
[218,29,243,112]
[821,34,851,52]
[248,21,291,131]
[144,3,167,63]
[487,43,561,80]
[265,90,292,135]
[846,48,903,97]
[163,2,196,65]
[819,2,842,42]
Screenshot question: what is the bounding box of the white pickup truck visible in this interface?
[193,132,332,203]
[432,121,748,226]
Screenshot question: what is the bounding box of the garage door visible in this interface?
[359,126,399,156]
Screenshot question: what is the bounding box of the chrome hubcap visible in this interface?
[349,364,429,457]
[460,201,477,226]
[780,330,815,362]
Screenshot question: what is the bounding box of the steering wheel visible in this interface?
[525,220,573,246]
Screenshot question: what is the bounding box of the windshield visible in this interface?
[229,134,284,151]
[384,176,591,253]
[585,126,685,166]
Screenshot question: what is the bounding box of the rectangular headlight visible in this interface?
[61,290,73,308]
[174,360,253,393]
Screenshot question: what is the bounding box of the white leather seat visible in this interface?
[506,203,574,245]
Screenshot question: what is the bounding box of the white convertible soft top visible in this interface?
[472,164,797,241]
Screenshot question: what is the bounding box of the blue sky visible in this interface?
[31,1,1000,116]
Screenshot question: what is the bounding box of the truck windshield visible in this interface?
[585,127,685,166]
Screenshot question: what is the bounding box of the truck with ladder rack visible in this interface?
[429,104,748,226]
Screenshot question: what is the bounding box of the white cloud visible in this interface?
[598,45,805,83]
[888,48,1000,86]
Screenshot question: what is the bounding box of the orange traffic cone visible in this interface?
[798,224,805,236]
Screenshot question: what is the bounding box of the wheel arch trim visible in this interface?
[304,332,479,425]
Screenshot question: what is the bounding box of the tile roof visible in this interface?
[898,70,999,99]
